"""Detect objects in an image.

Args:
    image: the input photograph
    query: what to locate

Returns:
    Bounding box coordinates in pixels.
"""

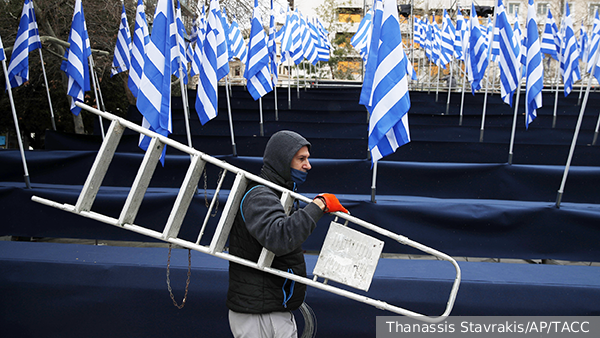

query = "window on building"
[537,3,548,17]
[508,2,520,17]
[338,7,362,23]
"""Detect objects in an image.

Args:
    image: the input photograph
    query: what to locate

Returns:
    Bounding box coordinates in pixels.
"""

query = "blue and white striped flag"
[7,0,42,89]
[454,10,467,60]
[512,13,525,79]
[467,3,489,93]
[313,18,330,62]
[195,0,229,125]
[136,0,175,163]
[190,5,206,78]
[588,10,600,80]
[280,8,303,65]
[524,0,543,128]
[439,9,455,68]
[540,9,560,61]
[361,0,411,164]
[495,0,520,106]
[172,0,189,85]
[579,21,589,63]
[268,0,278,86]
[63,0,91,116]
[228,14,247,61]
[244,0,274,100]
[0,33,6,61]
[128,0,149,98]
[351,9,372,61]
[560,3,580,96]
[300,13,319,65]
[111,4,131,77]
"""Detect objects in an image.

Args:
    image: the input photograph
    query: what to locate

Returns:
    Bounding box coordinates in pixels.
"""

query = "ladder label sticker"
[313,221,384,291]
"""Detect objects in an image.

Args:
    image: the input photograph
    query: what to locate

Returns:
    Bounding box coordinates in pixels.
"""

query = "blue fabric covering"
[1,241,599,338]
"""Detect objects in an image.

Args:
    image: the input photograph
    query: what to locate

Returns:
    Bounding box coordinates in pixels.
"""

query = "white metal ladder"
[32,102,461,323]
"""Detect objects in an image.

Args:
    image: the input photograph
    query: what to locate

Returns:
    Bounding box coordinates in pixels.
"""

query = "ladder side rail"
[119,137,165,225]
[162,155,207,240]
[74,120,125,212]
[208,172,248,254]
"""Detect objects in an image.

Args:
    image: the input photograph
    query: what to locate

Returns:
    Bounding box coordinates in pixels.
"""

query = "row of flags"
[352,0,600,163]
[1,0,332,164]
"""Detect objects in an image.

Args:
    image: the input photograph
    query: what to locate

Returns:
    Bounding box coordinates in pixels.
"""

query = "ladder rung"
[118,137,165,225]
[209,172,247,254]
[75,120,125,212]
[162,154,207,240]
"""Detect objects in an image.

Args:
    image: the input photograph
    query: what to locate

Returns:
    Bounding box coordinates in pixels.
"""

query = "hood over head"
[261,130,311,188]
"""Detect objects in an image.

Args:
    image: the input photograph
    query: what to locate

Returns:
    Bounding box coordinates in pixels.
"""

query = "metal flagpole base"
[479,129,484,143]
[552,115,557,129]
[593,132,598,146]
[555,191,563,209]
[232,144,237,157]
[371,188,376,203]
[459,115,463,126]
[260,123,264,137]
[51,117,57,131]
[508,153,513,165]
[24,175,31,189]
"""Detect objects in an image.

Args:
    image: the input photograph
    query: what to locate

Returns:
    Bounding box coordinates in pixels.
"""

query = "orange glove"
[314,193,349,214]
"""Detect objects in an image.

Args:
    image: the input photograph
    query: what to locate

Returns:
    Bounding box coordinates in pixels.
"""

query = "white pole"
[459,61,466,126]
[552,64,560,128]
[507,82,522,164]
[435,63,441,101]
[480,10,497,143]
[259,97,264,137]
[555,37,600,208]
[370,161,378,203]
[37,49,56,130]
[225,76,237,156]
[87,56,105,139]
[288,58,291,109]
[2,59,31,189]
[446,60,454,114]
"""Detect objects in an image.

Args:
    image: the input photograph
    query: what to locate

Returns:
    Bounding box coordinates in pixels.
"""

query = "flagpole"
[37,49,56,130]
[446,59,454,114]
[479,8,497,143]
[508,82,523,164]
[88,56,105,139]
[274,79,279,121]
[371,161,378,203]
[225,76,237,155]
[171,0,192,150]
[555,40,600,208]
[259,97,264,136]
[2,59,31,189]
[288,58,292,109]
[459,61,466,125]
[552,63,560,128]
[296,64,300,99]
[435,64,441,101]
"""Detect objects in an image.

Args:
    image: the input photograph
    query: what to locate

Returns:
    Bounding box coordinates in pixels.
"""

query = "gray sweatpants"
[228,310,298,338]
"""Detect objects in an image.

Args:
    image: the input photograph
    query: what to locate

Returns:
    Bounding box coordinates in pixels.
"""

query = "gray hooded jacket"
[227,131,324,314]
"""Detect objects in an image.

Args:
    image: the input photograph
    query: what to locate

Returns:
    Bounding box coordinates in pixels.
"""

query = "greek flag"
[513,14,525,78]
[136,0,175,163]
[111,4,131,77]
[244,0,274,100]
[440,9,455,67]
[588,10,600,81]
[560,3,580,96]
[195,0,229,125]
[454,9,467,60]
[300,13,319,65]
[351,9,372,61]
[495,0,520,106]
[579,21,589,63]
[228,15,247,62]
[128,0,149,98]
[190,5,206,78]
[540,9,560,61]
[7,0,41,89]
[467,3,489,93]
[314,18,330,62]
[524,0,543,128]
[361,0,411,164]
[280,8,303,65]
[268,0,278,85]
[0,34,5,61]
[490,17,500,60]
[171,0,188,85]
[63,0,91,116]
